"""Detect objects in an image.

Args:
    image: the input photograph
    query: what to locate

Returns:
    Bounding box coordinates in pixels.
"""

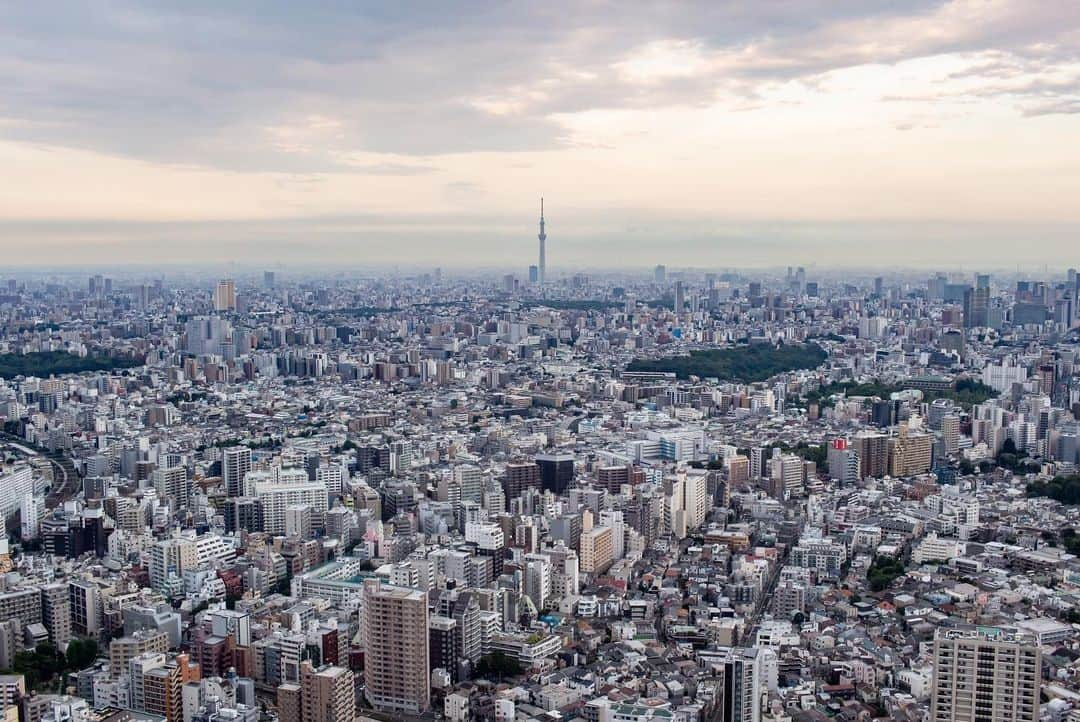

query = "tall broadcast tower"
[537,197,547,285]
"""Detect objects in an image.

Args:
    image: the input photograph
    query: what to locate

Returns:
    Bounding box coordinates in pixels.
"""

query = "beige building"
[0,675,25,713]
[41,583,72,647]
[213,279,236,312]
[136,652,199,722]
[727,456,749,488]
[301,661,355,722]
[277,683,302,722]
[930,626,1040,722]
[579,526,614,575]
[889,425,933,477]
[110,630,169,679]
[362,579,430,714]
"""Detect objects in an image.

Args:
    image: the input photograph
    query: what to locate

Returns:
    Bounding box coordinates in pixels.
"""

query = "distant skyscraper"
[963,284,989,328]
[537,197,546,286]
[263,271,275,288]
[214,279,236,312]
[528,265,539,284]
[674,281,686,315]
[654,264,667,284]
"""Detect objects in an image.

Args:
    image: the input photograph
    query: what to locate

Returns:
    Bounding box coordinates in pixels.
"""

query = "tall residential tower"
[930,626,1040,722]
[362,579,430,714]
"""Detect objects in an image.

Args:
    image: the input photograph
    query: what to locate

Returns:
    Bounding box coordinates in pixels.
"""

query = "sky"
[1,0,1079,270]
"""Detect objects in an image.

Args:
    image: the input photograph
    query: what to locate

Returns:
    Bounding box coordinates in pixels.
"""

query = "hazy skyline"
[2,1,1079,267]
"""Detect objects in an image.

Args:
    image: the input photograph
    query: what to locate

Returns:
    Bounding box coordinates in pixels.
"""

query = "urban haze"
[0,4,1078,722]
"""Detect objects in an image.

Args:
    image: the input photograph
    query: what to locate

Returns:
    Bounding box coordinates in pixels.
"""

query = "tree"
[867,556,906,592]
[65,638,99,671]
[1027,474,1080,505]
[1001,438,1018,455]
[625,343,828,383]
[474,651,524,680]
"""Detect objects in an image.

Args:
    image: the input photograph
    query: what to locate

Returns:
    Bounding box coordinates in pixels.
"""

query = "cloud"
[5,0,1078,171]
[0,0,1079,268]
[1022,98,1080,116]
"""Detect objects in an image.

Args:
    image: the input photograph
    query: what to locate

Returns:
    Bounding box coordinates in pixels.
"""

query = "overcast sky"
[1,1,1078,269]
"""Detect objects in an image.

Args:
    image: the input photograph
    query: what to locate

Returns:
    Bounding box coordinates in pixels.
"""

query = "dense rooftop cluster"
[0,265,1076,722]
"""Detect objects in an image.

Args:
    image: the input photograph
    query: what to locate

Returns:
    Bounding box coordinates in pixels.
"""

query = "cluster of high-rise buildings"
[0,264,1075,722]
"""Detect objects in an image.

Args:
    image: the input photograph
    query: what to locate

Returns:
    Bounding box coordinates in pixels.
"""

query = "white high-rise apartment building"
[20,493,42,541]
[151,466,191,506]
[598,510,625,561]
[316,463,347,495]
[148,537,198,592]
[223,447,252,498]
[253,475,328,535]
[0,466,35,521]
[453,465,484,504]
[523,554,552,612]
[698,647,762,722]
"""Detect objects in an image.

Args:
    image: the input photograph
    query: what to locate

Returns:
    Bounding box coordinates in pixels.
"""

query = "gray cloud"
[11,0,1077,169]
[1022,98,1080,116]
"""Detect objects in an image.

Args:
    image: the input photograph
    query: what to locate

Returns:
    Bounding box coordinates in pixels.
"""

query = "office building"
[963,279,989,328]
[535,453,574,495]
